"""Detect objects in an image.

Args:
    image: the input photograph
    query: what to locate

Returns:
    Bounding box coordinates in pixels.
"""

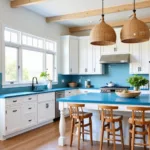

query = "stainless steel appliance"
[100,85,130,93]
[55,91,65,120]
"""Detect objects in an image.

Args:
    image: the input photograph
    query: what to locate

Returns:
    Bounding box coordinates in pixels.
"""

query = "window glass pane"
[49,42,54,50]
[46,54,53,80]
[22,35,27,45]
[5,47,18,82]
[11,32,18,43]
[5,30,11,42]
[27,37,32,46]
[38,40,43,49]
[22,50,43,81]
[33,38,38,47]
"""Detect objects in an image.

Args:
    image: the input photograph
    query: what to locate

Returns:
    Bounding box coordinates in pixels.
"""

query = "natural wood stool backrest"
[98,105,118,122]
[68,104,85,119]
[127,106,150,125]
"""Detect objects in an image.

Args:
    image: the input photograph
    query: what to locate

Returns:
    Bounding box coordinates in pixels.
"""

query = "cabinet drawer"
[38,92,55,102]
[22,113,37,129]
[6,97,23,106]
[65,90,76,97]
[22,102,37,114]
[23,95,37,102]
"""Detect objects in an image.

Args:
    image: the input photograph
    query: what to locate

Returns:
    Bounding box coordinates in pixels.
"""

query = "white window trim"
[2,25,58,88]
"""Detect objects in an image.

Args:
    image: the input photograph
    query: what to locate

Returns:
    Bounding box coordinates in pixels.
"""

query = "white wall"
[0,0,70,73]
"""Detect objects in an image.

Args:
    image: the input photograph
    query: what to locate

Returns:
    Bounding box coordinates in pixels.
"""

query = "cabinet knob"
[114,47,117,52]
[13,100,17,103]
[94,68,95,72]
[28,120,32,122]
[70,68,72,72]
[28,98,32,100]
[13,110,17,112]
[28,107,32,110]
[46,103,49,108]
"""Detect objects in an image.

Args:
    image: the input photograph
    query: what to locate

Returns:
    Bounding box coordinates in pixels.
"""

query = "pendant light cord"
[133,0,136,13]
[102,0,104,18]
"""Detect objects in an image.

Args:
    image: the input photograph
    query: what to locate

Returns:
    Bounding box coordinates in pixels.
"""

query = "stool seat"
[72,112,92,119]
[129,117,150,124]
[104,115,123,122]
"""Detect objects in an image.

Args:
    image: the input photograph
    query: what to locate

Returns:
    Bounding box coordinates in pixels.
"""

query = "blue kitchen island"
[57,92,150,147]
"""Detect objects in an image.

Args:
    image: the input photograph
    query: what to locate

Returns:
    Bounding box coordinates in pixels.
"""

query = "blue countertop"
[57,93,150,106]
[0,87,99,98]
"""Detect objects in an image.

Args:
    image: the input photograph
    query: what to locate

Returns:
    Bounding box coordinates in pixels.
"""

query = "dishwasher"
[55,91,65,120]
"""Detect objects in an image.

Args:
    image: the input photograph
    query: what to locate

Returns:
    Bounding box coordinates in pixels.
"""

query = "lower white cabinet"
[5,106,22,135]
[38,101,55,123]
[1,92,55,140]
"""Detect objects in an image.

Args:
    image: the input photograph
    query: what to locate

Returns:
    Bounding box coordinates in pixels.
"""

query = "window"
[5,47,18,82]
[3,27,57,86]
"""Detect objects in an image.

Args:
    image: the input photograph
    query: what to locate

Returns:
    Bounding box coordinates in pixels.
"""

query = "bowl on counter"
[68,82,78,88]
[115,90,141,98]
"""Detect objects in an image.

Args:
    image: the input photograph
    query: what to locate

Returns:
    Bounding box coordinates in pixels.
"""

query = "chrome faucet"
[32,77,38,91]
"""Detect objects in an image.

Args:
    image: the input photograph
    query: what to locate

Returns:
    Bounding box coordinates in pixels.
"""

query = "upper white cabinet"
[79,36,104,75]
[61,35,79,74]
[101,28,129,55]
[129,41,150,74]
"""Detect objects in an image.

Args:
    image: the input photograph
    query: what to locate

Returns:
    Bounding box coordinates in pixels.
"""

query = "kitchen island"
[57,92,150,146]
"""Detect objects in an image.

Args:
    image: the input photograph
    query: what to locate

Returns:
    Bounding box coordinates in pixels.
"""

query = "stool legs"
[129,124,132,150]
[131,125,135,150]
[142,126,146,150]
[100,121,104,150]
[78,120,81,149]
[89,117,93,145]
[112,122,116,150]
[119,121,124,150]
[82,120,84,141]
[107,123,110,146]
[70,118,75,147]
[148,126,150,150]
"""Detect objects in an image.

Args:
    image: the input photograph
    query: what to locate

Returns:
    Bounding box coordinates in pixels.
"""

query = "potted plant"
[40,71,52,89]
[127,75,149,91]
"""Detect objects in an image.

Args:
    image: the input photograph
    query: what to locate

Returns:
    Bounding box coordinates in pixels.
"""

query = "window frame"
[2,26,58,88]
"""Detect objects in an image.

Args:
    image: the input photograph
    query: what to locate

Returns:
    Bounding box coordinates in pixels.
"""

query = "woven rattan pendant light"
[121,0,149,43]
[90,0,116,46]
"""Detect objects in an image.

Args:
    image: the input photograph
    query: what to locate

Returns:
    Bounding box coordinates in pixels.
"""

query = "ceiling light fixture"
[90,0,116,46]
[121,0,149,43]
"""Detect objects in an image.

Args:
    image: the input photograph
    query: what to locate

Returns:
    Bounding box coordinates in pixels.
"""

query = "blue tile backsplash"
[0,64,149,94]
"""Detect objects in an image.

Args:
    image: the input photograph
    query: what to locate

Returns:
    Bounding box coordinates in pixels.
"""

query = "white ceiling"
[24,0,150,27]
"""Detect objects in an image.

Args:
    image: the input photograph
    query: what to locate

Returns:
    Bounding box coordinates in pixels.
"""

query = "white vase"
[47,80,52,89]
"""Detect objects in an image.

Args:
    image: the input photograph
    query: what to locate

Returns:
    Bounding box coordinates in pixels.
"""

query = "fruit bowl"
[115,90,141,98]
[68,82,78,88]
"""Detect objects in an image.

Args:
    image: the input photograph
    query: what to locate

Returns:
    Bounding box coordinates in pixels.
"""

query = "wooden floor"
[0,118,148,150]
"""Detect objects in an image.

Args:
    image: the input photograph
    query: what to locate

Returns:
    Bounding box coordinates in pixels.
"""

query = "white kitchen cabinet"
[61,35,79,74]
[79,36,104,75]
[5,106,22,135]
[101,28,129,55]
[38,93,55,123]
[129,41,149,74]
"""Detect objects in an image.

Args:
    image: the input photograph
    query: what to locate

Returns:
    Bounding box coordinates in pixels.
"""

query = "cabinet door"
[92,46,103,74]
[69,37,79,74]
[38,101,54,123]
[115,28,129,54]
[101,45,116,55]
[140,42,149,74]
[79,37,88,74]
[129,44,140,74]
[5,106,22,134]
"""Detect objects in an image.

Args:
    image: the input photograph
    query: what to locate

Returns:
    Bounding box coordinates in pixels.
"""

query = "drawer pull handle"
[46,103,49,108]
[13,100,17,103]
[13,110,17,112]
[28,120,32,122]
[28,107,32,110]
[28,98,32,100]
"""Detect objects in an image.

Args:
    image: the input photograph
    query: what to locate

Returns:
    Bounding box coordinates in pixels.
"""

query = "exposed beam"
[46,1,150,23]
[69,17,150,33]
[11,0,45,8]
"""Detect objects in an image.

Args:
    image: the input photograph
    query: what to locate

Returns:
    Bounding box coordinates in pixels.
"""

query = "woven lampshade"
[121,13,149,43]
[90,17,116,46]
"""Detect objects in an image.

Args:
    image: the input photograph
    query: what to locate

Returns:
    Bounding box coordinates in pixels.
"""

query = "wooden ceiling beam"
[69,17,150,33]
[46,1,150,23]
[11,0,45,8]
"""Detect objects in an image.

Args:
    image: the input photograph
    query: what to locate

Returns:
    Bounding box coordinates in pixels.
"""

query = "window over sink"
[3,27,57,87]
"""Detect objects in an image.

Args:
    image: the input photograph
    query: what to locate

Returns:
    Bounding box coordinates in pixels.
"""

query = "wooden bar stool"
[98,105,124,150]
[68,104,93,149]
[127,106,150,150]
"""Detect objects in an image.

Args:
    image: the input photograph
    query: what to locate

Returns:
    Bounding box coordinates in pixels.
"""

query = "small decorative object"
[106,81,115,87]
[116,90,141,98]
[68,82,78,88]
[40,71,52,89]
[127,75,149,91]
